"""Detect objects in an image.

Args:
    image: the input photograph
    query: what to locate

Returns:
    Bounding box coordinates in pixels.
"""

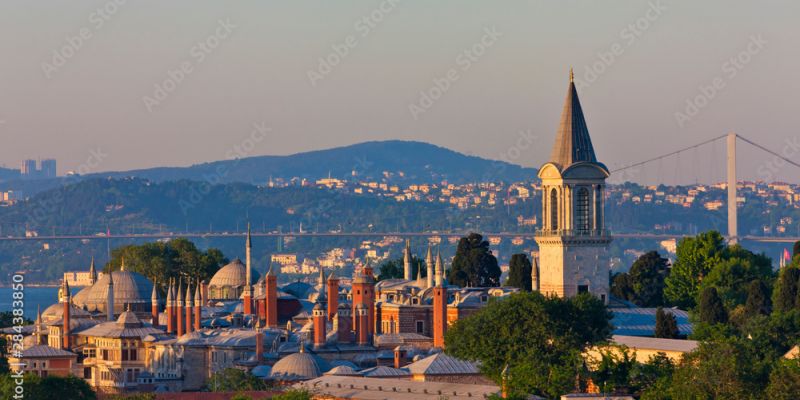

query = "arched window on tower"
[595,186,603,231]
[576,187,590,234]
[550,188,558,231]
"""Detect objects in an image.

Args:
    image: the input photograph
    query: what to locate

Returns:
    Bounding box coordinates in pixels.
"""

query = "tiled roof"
[405,353,480,375]
[77,320,163,339]
[19,345,77,358]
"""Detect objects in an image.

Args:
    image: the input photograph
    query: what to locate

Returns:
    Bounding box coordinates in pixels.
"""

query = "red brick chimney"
[433,285,447,348]
[176,279,184,337]
[313,303,327,349]
[337,304,353,344]
[151,280,159,329]
[255,330,264,363]
[394,346,408,369]
[166,280,175,334]
[356,304,369,346]
[265,268,278,328]
[194,280,202,331]
[327,273,339,322]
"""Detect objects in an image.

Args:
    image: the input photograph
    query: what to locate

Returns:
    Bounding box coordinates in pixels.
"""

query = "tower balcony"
[534,228,611,238]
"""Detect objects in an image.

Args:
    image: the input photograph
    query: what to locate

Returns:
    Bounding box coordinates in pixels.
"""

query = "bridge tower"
[727,132,738,244]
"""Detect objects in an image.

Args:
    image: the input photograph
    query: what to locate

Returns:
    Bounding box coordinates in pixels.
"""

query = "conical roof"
[549,69,598,169]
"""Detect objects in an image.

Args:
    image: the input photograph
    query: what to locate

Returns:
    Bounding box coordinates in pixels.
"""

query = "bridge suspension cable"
[610,134,727,173]
[737,134,800,170]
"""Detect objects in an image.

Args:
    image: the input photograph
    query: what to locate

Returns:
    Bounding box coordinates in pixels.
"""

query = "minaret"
[185,280,193,334]
[243,223,253,315]
[166,279,174,334]
[531,255,540,292]
[432,270,447,349]
[35,305,45,345]
[435,247,443,287]
[151,280,159,328]
[264,264,278,328]
[59,279,71,350]
[106,270,115,321]
[403,239,412,280]
[425,244,434,288]
[88,256,97,285]
[318,268,326,301]
[534,69,611,303]
[194,278,202,331]
[326,271,339,322]
[176,279,184,337]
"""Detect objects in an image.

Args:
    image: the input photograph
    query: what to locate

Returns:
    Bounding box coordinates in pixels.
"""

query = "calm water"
[0,286,61,320]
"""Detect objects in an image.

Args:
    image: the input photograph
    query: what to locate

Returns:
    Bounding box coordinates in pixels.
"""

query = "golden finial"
[569,67,574,83]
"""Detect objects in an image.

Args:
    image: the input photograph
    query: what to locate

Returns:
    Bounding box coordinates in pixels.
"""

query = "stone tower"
[534,69,612,303]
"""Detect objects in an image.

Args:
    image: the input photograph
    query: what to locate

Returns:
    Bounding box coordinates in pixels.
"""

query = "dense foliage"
[376,255,426,281]
[654,307,680,339]
[445,292,612,398]
[448,233,502,287]
[611,251,670,306]
[205,368,269,392]
[106,238,227,289]
[505,253,532,291]
[0,374,95,400]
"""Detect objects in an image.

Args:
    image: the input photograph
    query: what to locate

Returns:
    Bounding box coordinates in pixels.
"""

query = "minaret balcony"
[534,228,611,238]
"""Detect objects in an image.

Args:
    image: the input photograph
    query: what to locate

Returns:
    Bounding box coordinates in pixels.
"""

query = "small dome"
[270,351,331,381]
[42,302,91,322]
[117,309,143,328]
[209,259,260,288]
[324,365,360,376]
[251,365,272,378]
[71,286,92,306]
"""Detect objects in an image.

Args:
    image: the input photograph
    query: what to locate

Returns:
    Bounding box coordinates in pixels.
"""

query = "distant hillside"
[92,141,537,184]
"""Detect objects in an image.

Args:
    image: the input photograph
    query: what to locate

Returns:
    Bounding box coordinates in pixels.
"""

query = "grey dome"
[42,302,90,322]
[270,351,331,381]
[71,286,92,307]
[80,270,154,313]
[209,259,260,288]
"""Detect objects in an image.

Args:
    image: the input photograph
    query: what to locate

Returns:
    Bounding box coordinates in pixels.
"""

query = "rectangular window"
[416,321,424,334]
[83,367,92,379]
[130,349,137,361]
[578,285,589,294]
[122,349,129,361]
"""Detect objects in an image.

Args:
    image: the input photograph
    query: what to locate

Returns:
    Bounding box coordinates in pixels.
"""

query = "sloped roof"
[612,335,698,353]
[406,353,480,375]
[361,366,410,378]
[324,365,361,376]
[18,345,77,359]
[296,376,500,400]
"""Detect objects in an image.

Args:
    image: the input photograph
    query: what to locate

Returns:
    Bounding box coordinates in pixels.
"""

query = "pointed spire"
[569,67,574,83]
[176,278,183,305]
[549,68,598,169]
[89,256,97,283]
[186,280,193,304]
[327,269,335,281]
[120,256,126,272]
[152,279,159,302]
[266,261,274,276]
[435,246,443,287]
[194,278,201,306]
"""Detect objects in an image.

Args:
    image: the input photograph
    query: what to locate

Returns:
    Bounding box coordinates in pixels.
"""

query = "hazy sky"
[0,1,798,184]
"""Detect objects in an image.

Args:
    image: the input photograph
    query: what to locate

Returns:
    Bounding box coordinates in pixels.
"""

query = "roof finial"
[569,67,574,83]
[120,256,126,272]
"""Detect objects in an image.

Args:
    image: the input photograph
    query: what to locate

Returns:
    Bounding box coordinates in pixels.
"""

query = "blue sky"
[0,0,798,183]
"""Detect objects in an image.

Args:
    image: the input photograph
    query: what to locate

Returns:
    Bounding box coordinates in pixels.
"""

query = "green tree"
[206,368,268,392]
[635,354,675,400]
[698,287,727,324]
[793,241,800,260]
[505,253,532,291]
[592,346,636,394]
[765,358,800,400]
[229,393,252,400]
[744,279,771,316]
[106,238,227,289]
[654,307,680,339]
[444,292,612,398]
[664,231,726,309]
[0,374,96,400]
[773,266,800,313]
[376,256,426,281]
[611,272,635,302]
[271,389,313,400]
[698,245,773,311]
[448,233,501,287]
[628,251,670,306]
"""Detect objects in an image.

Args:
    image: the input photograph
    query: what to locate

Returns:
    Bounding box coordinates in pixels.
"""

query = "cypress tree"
[505,253,532,291]
[793,241,800,260]
[698,287,727,324]
[654,307,680,338]
[744,279,771,316]
[773,267,800,313]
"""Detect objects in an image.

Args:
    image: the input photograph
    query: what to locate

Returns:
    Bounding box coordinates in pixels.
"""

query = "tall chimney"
[336,303,353,344]
[106,270,115,322]
[433,283,447,348]
[255,330,264,363]
[185,280,193,334]
[312,303,327,349]
[356,304,369,346]
[166,279,174,334]
[176,279,184,337]
[265,266,278,328]
[60,280,71,349]
[327,272,339,322]
[194,279,202,331]
[243,223,253,315]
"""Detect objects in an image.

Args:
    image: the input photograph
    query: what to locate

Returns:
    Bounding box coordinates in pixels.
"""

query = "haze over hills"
[90,140,537,185]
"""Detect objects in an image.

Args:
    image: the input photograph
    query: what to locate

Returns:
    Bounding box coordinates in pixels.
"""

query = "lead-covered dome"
[269,351,331,381]
[79,270,154,314]
[208,259,260,300]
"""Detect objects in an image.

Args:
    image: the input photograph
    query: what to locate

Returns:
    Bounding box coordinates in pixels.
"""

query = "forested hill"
[90,140,537,185]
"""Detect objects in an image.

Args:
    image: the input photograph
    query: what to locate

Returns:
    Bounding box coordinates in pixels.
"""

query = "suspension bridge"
[1,133,799,244]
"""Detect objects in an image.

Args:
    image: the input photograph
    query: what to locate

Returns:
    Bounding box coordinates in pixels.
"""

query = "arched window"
[595,186,603,230]
[550,188,558,231]
[576,188,590,233]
